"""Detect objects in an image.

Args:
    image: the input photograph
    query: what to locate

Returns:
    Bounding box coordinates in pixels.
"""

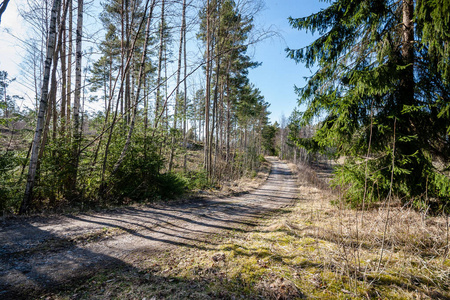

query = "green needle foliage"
[287,0,450,211]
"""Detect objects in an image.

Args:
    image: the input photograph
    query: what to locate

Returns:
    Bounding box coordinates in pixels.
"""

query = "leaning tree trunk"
[0,0,11,24]
[20,0,63,214]
[111,0,156,174]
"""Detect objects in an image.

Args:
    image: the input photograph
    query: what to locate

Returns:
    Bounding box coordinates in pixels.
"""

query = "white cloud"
[0,0,34,108]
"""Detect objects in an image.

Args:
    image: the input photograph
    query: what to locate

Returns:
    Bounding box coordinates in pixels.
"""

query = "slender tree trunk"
[2,72,7,118]
[217,80,224,178]
[99,0,154,193]
[396,0,415,167]
[210,57,219,179]
[168,0,186,171]
[120,0,125,118]
[38,2,68,159]
[66,0,72,127]
[211,17,221,178]
[70,0,83,193]
[401,0,414,103]
[51,7,62,141]
[60,5,67,136]
[144,70,149,134]
[38,89,53,162]
[182,0,187,172]
[125,0,131,125]
[20,0,63,214]
[198,96,202,143]
[0,0,11,25]
[154,0,165,127]
[112,0,155,174]
[226,83,231,163]
[163,42,169,160]
[204,0,211,177]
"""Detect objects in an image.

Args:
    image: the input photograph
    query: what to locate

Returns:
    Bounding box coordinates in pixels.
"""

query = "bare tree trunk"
[204,0,211,178]
[98,0,154,193]
[52,7,62,141]
[1,72,8,118]
[60,3,67,136]
[38,89,53,162]
[70,0,83,193]
[120,0,125,118]
[0,0,10,24]
[112,0,156,174]
[226,83,231,163]
[38,3,67,159]
[20,0,63,214]
[168,0,186,171]
[163,42,169,160]
[154,0,165,127]
[224,55,232,165]
[66,0,72,127]
[402,0,414,103]
[125,0,129,125]
[210,58,219,179]
[182,0,187,172]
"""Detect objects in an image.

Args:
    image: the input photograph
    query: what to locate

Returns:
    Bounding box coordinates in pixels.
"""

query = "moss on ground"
[40,163,449,300]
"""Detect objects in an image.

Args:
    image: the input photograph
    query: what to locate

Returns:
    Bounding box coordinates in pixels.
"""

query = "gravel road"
[0,157,298,299]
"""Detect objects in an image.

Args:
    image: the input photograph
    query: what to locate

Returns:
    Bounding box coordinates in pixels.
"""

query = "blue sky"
[0,0,328,121]
[248,0,327,124]
[0,1,28,103]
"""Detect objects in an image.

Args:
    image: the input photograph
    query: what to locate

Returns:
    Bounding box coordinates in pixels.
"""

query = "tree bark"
[112,0,156,174]
[401,0,414,104]
[168,0,186,171]
[0,0,10,24]
[60,2,67,136]
[154,0,165,127]
[204,0,211,178]
[20,0,63,214]
[70,0,83,193]
[182,0,188,172]
[66,0,72,127]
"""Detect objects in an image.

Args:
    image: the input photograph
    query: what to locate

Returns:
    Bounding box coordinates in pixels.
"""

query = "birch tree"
[20,0,63,214]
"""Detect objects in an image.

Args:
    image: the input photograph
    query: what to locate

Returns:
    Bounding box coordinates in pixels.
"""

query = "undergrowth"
[42,161,449,299]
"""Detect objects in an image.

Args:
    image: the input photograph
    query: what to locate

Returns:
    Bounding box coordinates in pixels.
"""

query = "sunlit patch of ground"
[44,160,449,300]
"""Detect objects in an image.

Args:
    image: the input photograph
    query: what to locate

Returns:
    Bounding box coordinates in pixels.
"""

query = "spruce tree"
[287,0,450,210]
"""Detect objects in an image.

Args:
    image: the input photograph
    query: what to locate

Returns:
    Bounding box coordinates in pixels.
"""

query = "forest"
[0,0,450,298]
[0,0,275,214]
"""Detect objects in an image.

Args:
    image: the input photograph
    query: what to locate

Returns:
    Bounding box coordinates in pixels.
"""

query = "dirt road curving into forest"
[0,157,298,299]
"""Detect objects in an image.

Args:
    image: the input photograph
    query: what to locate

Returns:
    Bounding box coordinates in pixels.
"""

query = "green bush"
[184,170,209,190]
[257,154,266,163]
[157,172,188,199]
[0,151,23,212]
[108,136,188,204]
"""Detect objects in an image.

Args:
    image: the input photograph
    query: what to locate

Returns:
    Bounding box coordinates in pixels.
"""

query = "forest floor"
[0,157,298,299]
[1,157,449,299]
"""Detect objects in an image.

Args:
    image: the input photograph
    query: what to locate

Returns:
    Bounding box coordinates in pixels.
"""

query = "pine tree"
[287,0,450,210]
[198,0,261,180]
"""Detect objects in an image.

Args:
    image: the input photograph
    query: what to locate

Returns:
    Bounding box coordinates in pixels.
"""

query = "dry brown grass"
[276,161,450,299]
[172,149,271,197]
[43,159,450,299]
[198,159,271,199]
